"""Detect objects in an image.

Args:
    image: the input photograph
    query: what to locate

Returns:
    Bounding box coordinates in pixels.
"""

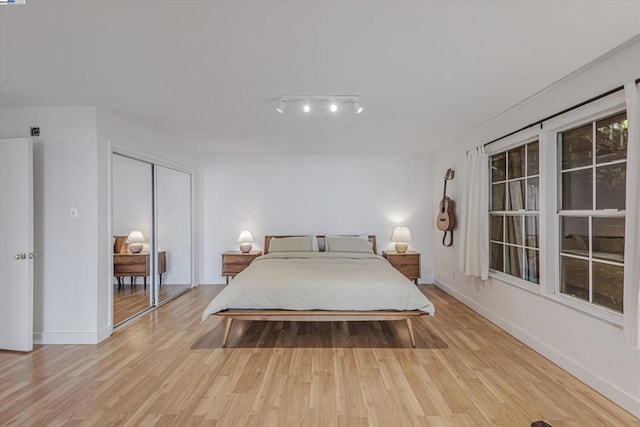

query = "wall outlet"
[70,208,78,219]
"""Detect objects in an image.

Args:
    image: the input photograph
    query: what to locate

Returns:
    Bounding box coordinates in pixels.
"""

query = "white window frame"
[548,102,627,325]
[486,89,630,325]
[487,128,541,294]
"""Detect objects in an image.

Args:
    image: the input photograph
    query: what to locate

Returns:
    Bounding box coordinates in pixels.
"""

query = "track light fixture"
[352,100,364,114]
[276,99,287,114]
[275,95,363,115]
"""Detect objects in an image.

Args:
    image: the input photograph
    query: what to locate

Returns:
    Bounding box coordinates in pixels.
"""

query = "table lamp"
[126,230,145,253]
[238,230,254,253]
[391,226,411,253]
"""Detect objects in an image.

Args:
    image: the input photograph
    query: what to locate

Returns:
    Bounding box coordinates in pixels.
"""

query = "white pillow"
[325,234,372,251]
[269,235,314,252]
[325,236,373,253]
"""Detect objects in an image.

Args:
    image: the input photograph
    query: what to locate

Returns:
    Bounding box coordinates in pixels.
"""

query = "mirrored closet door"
[112,153,193,327]
[112,154,154,325]
[156,166,192,304]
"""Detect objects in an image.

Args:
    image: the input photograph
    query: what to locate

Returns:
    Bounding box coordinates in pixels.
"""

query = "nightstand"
[382,250,420,284]
[222,251,261,284]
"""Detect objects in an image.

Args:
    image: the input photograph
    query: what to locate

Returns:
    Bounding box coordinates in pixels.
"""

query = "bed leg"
[222,318,233,348]
[405,318,416,348]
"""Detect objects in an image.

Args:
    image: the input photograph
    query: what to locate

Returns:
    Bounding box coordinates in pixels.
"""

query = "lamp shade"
[238,230,254,253]
[126,230,145,253]
[237,230,255,243]
[126,230,145,244]
[391,226,412,242]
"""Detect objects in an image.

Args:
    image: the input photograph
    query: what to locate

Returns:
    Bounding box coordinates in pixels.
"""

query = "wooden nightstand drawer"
[394,264,420,278]
[386,254,419,265]
[382,250,421,284]
[222,251,261,283]
[222,263,249,275]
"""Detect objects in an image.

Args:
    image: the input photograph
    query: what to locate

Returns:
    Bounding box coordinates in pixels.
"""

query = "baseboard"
[199,277,226,285]
[33,330,101,345]
[97,326,112,343]
[417,276,434,285]
[433,277,640,419]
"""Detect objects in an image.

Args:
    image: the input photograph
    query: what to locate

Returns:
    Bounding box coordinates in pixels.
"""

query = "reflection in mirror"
[156,166,192,303]
[112,154,153,325]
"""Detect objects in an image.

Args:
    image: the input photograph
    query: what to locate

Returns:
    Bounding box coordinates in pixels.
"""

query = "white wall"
[431,40,640,416]
[0,106,101,344]
[199,153,434,284]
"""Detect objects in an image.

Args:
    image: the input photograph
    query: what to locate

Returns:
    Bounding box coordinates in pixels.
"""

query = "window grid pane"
[558,111,626,313]
[490,141,539,285]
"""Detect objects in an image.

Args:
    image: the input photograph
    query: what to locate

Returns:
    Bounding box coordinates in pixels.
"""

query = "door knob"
[14,252,26,260]
[28,252,37,259]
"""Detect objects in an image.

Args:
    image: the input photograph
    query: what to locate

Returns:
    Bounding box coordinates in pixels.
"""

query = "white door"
[0,138,34,352]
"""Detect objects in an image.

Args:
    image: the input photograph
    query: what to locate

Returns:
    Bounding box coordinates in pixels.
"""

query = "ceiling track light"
[274,95,363,115]
[352,99,364,114]
[276,99,287,114]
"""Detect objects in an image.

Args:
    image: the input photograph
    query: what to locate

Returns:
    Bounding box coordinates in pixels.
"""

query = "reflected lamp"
[126,230,145,253]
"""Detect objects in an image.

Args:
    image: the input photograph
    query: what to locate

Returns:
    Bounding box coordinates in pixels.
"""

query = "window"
[489,141,540,284]
[558,112,627,313]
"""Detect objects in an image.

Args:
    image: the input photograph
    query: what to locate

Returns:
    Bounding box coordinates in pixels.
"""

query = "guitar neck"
[442,179,448,200]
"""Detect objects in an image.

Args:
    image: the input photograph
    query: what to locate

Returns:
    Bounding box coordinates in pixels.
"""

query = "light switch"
[70,208,78,219]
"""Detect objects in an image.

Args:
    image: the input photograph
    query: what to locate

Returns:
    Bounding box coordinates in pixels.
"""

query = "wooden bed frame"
[216,234,427,348]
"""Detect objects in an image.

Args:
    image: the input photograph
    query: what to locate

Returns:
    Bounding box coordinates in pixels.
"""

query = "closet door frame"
[108,142,195,330]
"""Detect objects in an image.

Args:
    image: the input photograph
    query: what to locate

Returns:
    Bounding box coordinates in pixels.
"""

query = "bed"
[202,235,435,347]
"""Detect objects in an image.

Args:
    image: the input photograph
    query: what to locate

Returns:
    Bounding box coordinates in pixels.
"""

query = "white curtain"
[623,82,640,349]
[458,146,489,280]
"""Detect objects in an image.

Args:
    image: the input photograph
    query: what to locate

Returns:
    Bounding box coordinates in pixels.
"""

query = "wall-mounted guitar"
[436,168,456,247]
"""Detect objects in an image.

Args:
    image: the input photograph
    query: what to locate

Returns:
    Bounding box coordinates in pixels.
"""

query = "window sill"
[489,270,540,295]
[543,293,623,326]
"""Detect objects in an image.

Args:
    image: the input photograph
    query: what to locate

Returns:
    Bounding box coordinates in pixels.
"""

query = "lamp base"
[239,242,252,253]
[395,243,408,253]
[128,243,143,253]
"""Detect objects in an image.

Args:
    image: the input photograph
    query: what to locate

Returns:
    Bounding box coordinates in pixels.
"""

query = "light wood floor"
[1,285,637,426]
[113,283,191,325]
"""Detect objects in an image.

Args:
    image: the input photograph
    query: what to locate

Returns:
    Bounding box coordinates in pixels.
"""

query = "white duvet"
[201,252,435,321]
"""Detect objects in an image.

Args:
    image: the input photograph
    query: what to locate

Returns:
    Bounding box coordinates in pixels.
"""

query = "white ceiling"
[1,1,639,154]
